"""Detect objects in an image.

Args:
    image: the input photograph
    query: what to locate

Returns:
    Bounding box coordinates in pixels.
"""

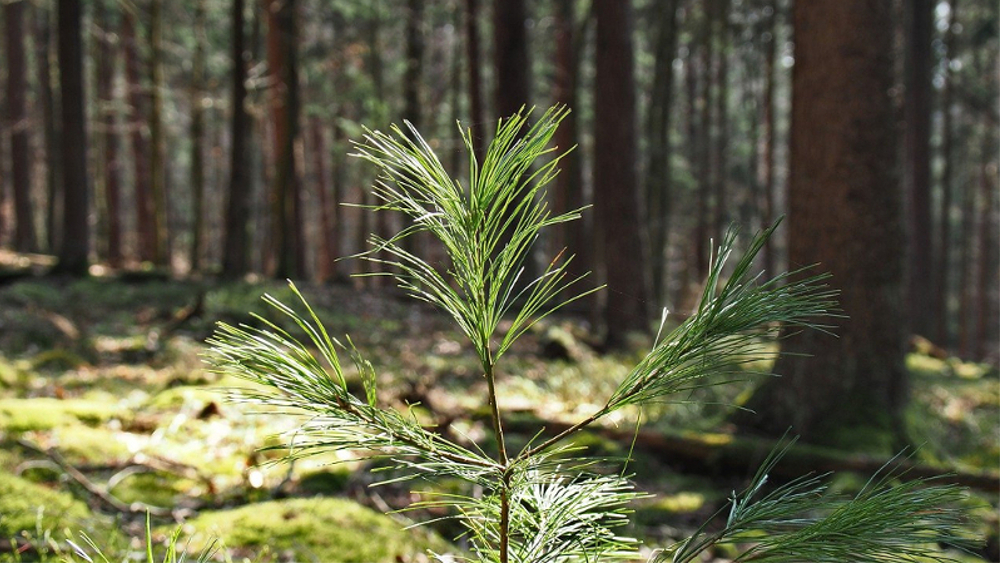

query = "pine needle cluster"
[208,107,973,563]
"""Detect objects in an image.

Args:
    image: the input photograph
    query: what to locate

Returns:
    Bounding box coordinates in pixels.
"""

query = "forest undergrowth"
[0,273,996,562]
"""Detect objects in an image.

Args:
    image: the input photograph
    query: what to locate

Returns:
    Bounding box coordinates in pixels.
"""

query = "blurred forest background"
[0,0,996,358]
[0,0,999,559]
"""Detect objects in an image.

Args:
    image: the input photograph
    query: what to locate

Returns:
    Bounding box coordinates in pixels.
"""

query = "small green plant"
[208,107,971,562]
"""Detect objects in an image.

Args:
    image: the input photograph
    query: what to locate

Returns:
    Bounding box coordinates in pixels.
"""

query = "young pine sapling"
[209,107,971,563]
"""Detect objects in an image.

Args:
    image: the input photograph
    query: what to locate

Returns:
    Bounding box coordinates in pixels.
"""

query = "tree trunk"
[122,10,155,263]
[310,116,335,282]
[95,0,122,267]
[34,2,61,253]
[222,0,251,278]
[934,0,958,346]
[552,0,588,289]
[149,0,169,266]
[594,0,647,347]
[760,0,777,278]
[54,0,89,275]
[5,0,37,252]
[493,0,530,119]
[404,0,424,129]
[264,0,303,279]
[464,0,484,161]
[973,135,996,360]
[646,0,679,306]
[694,3,712,279]
[711,0,729,246]
[739,0,907,447]
[904,0,934,338]
[190,0,207,273]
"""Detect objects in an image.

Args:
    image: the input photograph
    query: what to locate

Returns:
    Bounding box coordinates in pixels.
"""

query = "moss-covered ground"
[0,277,995,562]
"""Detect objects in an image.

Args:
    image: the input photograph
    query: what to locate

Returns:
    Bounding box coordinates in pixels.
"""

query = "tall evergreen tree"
[222,0,251,278]
[54,0,89,275]
[5,0,37,252]
[594,0,648,346]
[740,0,907,445]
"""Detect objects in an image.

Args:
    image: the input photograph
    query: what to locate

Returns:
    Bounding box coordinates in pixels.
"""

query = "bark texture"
[741,0,907,445]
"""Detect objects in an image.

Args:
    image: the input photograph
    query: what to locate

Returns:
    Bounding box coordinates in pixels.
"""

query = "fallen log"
[500,415,1000,493]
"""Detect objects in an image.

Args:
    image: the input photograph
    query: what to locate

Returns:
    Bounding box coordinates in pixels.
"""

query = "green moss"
[0,398,119,432]
[49,425,131,464]
[181,497,453,562]
[111,471,190,507]
[906,353,948,378]
[297,468,351,495]
[634,492,707,526]
[0,472,93,536]
[31,349,89,373]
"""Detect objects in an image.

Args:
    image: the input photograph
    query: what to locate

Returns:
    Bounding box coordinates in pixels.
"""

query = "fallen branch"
[16,439,176,518]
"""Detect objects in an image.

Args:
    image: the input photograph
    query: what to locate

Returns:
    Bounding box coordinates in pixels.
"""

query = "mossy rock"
[49,424,132,465]
[0,472,93,536]
[181,497,453,562]
[31,349,89,373]
[0,398,119,432]
[634,492,708,526]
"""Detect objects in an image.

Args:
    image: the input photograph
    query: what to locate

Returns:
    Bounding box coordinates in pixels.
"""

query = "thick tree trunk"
[222,0,250,278]
[740,0,907,446]
[96,1,122,267]
[149,0,169,266]
[493,0,530,119]
[594,0,647,347]
[190,0,207,273]
[973,137,996,360]
[5,0,37,252]
[122,10,155,263]
[904,0,934,338]
[54,0,89,275]
[646,0,679,306]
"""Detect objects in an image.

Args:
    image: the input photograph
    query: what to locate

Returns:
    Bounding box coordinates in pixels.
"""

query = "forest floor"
[0,274,996,562]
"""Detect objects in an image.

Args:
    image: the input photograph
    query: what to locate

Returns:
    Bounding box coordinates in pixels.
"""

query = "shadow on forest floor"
[0,275,996,562]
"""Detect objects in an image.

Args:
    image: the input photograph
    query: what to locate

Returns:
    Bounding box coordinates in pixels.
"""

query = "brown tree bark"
[122,9,155,263]
[149,0,169,266]
[904,0,934,338]
[404,0,424,129]
[759,0,777,278]
[694,2,713,279]
[189,0,207,273]
[5,0,37,252]
[263,0,304,279]
[95,0,122,267]
[711,0,730,246]
[740,0,907,446]
[594,0,647,347]
[464,0,485,161]
[973,136,996,360]
[34,2,61,253]
[222,0,251,278]
[310,116,335,283]
[552,0,588,286]
[646,0,680,306]
[493,0,530,119]
[53,0,89,275]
